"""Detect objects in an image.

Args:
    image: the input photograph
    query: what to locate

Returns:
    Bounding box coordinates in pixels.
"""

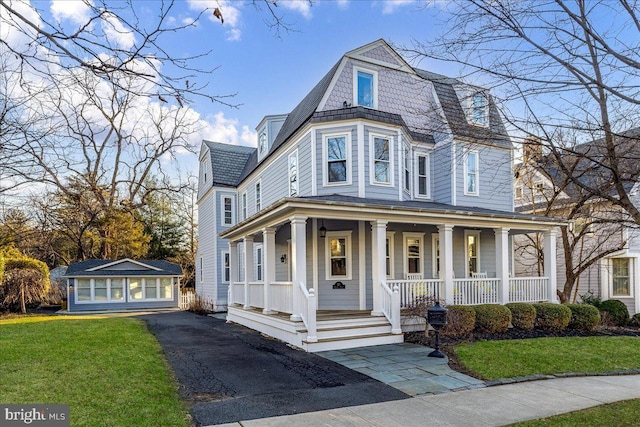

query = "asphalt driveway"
[141,311,407,426]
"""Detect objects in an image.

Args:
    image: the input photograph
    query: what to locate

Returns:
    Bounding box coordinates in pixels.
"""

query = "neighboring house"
[514,131,640,315]
[196,39,564,351]
[64,259,182,312]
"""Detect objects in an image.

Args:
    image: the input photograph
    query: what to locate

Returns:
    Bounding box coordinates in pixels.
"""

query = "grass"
[511,398,640,426]
[0,315,189,427]
[454,336,640,380]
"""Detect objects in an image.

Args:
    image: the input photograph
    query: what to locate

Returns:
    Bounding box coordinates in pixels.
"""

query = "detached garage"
[65,259,183,312]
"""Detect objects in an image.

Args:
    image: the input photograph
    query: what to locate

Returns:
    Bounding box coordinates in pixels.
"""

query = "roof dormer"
[256,114,288,162]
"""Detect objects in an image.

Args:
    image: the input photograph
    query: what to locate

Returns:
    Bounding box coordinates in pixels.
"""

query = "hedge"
[474,304,511,333]
[599,300,630,326]
[441,305,476,337]
[506,303,536,330]
[532,303,571,331]
[566,304,601,331]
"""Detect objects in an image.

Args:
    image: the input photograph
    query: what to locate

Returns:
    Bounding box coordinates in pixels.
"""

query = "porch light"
[319,219,327,238]
[280,254,287,263]
[427,302,448,358]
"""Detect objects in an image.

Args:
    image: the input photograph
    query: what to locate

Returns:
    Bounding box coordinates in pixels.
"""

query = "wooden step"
[302,332,404,352]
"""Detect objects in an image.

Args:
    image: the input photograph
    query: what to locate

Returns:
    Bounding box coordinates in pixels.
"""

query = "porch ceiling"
[220,195,567,241]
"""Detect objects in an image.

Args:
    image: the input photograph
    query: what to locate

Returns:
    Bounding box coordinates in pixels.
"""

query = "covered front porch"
[221,197,563,352]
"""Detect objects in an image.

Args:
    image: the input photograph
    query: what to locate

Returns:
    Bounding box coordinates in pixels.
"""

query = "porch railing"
[380,280,401,334]
[270,281,293,314]
[509,277,549,303]
[232,282,244,305]
[389,279,444,308]
[298,281,317,342]
[248,282,264,308]
[453,278,500,305]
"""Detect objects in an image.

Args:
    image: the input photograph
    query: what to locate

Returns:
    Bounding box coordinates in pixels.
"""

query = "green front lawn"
[0,315,189,427]
[511,398,640,426]
[454,336,640,380]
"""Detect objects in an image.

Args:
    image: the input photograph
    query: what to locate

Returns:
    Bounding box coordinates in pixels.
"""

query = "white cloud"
[186,0,240,27]
[195,112,257,147]
[381,0,416,14]
[281,0,312,18]
[50,0,92,26]
[182,17,197,26]
[336,0,349,10]
[101,11,136,50]
[226,28,241,42]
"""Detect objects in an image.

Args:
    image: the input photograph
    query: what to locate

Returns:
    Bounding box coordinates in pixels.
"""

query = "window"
[288,150,298,196]
[129,278,142,300]
[160,278,172,299]
[199,257,203,282]
[416,154,430,198]
[535,182,544,193]
[255,181,261,212]
[242,192,247,220]
[386,232,395,279]
[403,145,411,193]
[465,231,480,276]
[222,196,233,226]
[432,234,440,279]
[465,150,479,195]
[471,92,488,126]
[258,130,267,156]
[136,277,173,300]
[354,68,377,108]
[371,136,391,184]
[256,246,263,281]
[201,160,207,183]
[515,186,523,199]
[75,278,125,303]
[325,231,352,280]
[612,258,631,296]
[145,277,157,299]
[324,134,351,185]
[222,252,230,283]
[403,233,424,276]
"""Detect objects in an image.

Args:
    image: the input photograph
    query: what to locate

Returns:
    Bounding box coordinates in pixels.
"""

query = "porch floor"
[229,306,374,322]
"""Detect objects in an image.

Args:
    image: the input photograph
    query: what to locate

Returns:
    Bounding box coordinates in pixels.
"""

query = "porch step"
[302,332,404,352]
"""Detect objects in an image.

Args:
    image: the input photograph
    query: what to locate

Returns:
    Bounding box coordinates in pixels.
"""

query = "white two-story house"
[196,40,564,351]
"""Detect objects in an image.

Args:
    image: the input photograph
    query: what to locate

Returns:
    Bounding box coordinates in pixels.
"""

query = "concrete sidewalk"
[211,374,640,426]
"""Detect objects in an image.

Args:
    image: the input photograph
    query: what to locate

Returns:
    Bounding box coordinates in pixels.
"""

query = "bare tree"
[406,0,640,225]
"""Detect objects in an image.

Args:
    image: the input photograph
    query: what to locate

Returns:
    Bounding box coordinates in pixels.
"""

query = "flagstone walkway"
[317,343,485,396]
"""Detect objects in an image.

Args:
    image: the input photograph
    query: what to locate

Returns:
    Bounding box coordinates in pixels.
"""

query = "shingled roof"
[65,259,183,277]
[204,140,256,187]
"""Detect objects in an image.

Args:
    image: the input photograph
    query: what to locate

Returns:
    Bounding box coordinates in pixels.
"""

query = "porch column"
[543,229,558,303]
[229,241,238,306]
[262,227,276,314]
[243,236,254,309]
[290,215,307,321]
[371,220,388,316]
[438,224,454,305]
[494,227,510,304]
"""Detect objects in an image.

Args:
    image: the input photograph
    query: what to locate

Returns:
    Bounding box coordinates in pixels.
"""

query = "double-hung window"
[354,68,377,108]
[416,154,430,198]
[371,135,392,185]
[611,258,631,296]
[403,233,424,276]
[242,192,247,220]
[465,231,480,276]
[386,232,395,279]
[326,231,352,280]
[255,181,261,212]
[76,278,125,303]
[256,246,263,281]
[258,130,267,157]
[222,252,230,283]
[288,150,298,196]
[471,93,488,126]
[465,150,479,196]
[403,145,411,193]
[324,134,350,185]
[222,196,233,226]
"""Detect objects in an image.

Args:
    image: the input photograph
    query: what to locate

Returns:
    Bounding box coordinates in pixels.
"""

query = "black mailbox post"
[427,302,448,358]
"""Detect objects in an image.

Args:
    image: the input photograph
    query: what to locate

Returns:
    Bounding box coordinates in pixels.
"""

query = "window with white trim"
[354,68,377,108]
[432,234,440,279]
[403,233,424,276]
[464,150,479,196]
[371,136,392,185]
[403,145,411,193]
[515,186,523,199]
[465,231,480,276]
[324,134,351,185]
[325,231,352,280]
[535,182,544,193]
[416,154,430,198]
[129,278,142,300]
[255,181,262,212]
[288,150,298,196]
[222,196,234,226]
[611,258,632,297]
[242,192,247,220]
[76,278,125,303]
[258,130,267,157]
[222,252,230,283]
[256,246,263,281]
[471,92,488,126]
[386,232,395,279]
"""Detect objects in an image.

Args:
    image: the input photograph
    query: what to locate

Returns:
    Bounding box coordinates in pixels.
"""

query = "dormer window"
[258,131,267,157]
[471,92,488,126]
[353,67,378,109]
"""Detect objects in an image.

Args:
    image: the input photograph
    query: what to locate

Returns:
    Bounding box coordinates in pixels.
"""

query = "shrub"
[599,299,630,326]
[631,313,640,327]
[579,291,602,308]
[532,303,571,331]
[566,304,601,331]
[506,303,536,330]
[474,304,511,333]
[441,305,476,337]
[188,294,214,315]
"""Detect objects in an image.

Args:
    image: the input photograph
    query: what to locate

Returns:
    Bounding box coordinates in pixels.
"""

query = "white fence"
[179,290,216,310]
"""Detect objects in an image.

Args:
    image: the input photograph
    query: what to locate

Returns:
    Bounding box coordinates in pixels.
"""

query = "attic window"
[535,182,544,193]
[258,131,267,156]
[471,93,488,126]
[353,67,378,109]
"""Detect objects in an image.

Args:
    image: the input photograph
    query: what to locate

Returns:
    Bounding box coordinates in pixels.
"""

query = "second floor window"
[416,154,429,197]
[288,151,298,196]
[223,196,234,225]
[326,135,349,184]
[403,145,411,193]
[242,192,247,220]
[373,136,391,184]
[465,150,479,195]
[255,181,261,211]
[472,93,488,126]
